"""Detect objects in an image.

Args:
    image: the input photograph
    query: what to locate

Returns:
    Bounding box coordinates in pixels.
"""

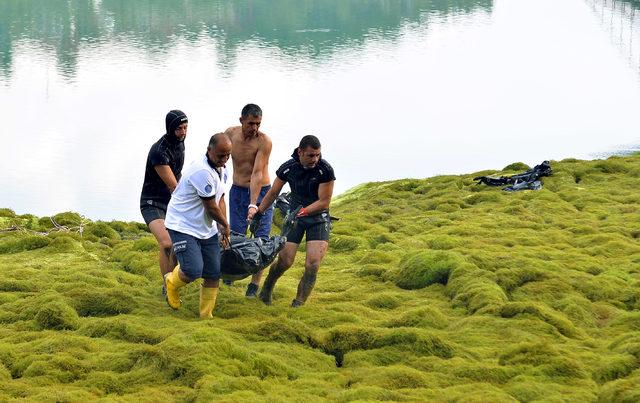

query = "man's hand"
[248,210,264,236]
[220,234,230,249]
[296,207,309,218]
[218,223,231,249]
[247,204,259,221]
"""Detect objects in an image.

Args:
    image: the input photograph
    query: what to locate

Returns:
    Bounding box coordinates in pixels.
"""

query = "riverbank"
[1,154,639,401]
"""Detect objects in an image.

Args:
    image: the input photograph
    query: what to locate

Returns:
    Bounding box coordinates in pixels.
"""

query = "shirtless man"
[224,104,273,297]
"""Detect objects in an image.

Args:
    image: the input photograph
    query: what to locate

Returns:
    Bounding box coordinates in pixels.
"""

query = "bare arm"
[154,165,178,193]
[302,181,334,215]
[249,137,272,206]
[202,197,229,231]
[253,177,286,217]
[218,196,228,232]
[218,195,227,218]
[216,196,230,247]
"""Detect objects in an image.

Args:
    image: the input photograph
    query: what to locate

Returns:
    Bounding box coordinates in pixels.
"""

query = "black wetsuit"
[140,134,185,211]
[276,149,336,207]
[275,149,336,243]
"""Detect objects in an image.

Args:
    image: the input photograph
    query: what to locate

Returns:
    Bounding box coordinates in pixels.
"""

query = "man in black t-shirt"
[249,135,336,307]
[140,110,188,292]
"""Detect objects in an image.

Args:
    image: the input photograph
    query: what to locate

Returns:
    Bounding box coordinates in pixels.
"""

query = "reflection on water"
[587,0,640,75]
[0,0,492,80]
[2,0,640,222]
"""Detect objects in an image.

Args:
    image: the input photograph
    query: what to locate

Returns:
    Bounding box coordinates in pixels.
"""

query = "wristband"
[248,204,259,211]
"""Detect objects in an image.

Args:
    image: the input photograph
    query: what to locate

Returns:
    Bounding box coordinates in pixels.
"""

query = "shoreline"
[4,151,640,224]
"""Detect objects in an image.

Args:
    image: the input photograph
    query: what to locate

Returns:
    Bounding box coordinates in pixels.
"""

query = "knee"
[305,260,320,273]
[278,257,294,270]
[276,250,295,269]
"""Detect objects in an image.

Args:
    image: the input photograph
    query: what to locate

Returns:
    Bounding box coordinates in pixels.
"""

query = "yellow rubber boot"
[199,286,219,319]
[165,265,187,309]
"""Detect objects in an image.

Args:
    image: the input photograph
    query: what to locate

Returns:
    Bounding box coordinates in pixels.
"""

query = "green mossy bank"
[1,155,640,401]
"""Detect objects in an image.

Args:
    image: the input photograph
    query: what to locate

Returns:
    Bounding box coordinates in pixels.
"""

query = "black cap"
[165,110,188,135]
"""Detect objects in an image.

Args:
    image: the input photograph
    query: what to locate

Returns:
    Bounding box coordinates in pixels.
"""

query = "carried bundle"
[220,233,286,281]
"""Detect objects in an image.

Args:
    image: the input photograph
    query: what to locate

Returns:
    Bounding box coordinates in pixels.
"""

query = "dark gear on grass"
[220,233,286,281]
[474,161,552,191]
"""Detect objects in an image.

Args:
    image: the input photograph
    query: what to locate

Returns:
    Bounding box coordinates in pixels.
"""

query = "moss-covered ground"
[1,155,640,401]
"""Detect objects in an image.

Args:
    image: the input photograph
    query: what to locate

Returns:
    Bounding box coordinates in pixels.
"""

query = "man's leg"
[247,187,274,296]
[226,185,248,286]
[258,242,298,305]
[148,219,177,277]
[200,235,221,319]
[165,230,201,309]
[292,240,328,307]
[200,278,220,319]
[247,271,262,295]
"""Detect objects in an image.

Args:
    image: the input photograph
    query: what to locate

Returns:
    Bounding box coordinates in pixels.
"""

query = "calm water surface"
[1,0,640,221]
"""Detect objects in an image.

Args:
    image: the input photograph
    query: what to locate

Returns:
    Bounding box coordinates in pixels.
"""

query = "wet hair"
[241,103,262,118]
[299,135,321,150]
[208,132,230,149]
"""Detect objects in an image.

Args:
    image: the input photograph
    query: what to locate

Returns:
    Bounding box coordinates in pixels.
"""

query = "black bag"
[474,161,552,191]
[220,233,286,281]
[274,192,292,216]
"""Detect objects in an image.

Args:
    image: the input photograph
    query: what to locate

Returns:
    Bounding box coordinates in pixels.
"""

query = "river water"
[1,0,640,221]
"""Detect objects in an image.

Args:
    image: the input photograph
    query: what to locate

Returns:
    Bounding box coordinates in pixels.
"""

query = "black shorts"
[141,203,166,225]
[285,219,331,244]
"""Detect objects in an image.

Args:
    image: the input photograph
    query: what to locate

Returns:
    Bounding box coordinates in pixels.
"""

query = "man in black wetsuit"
[249,135,336,307]
[140,110,188,293]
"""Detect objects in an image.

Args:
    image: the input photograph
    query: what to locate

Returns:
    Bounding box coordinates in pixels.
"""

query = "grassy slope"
[1,155,639,402]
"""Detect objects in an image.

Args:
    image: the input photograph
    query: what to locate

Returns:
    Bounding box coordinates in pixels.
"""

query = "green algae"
[394,250,462,289]
[0,234,50,254]
[1,154,640,400]
[34,300,80,330]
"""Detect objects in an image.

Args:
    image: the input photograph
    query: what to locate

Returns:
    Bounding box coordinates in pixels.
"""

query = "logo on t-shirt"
[205,184,212,193]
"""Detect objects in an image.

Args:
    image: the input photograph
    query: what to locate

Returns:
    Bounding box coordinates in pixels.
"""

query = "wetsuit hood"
[165,110,188,143]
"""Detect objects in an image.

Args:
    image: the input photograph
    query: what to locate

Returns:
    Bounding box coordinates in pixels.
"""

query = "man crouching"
[164,133,232,319]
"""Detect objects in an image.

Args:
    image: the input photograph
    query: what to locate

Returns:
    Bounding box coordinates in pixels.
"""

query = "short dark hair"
[299,135,321,150]
[241,103,262,118]
[209,132,229,149]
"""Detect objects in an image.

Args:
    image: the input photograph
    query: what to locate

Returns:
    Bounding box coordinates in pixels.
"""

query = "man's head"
[166,110,188,141]
[239,103,262,138]
[207,133,232,167]
[297,135,322,169]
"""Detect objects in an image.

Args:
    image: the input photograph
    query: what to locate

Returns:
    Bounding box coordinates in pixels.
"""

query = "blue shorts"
[168,229,221,280]
[229,184,273,238]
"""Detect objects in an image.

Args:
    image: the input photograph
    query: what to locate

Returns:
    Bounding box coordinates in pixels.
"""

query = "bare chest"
[231,140,259,166]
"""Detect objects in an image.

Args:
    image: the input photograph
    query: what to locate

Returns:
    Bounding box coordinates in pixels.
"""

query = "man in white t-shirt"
[164,133,232,319]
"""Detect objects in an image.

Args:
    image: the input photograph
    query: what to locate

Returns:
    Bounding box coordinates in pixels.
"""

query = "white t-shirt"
[165,154,228,239]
